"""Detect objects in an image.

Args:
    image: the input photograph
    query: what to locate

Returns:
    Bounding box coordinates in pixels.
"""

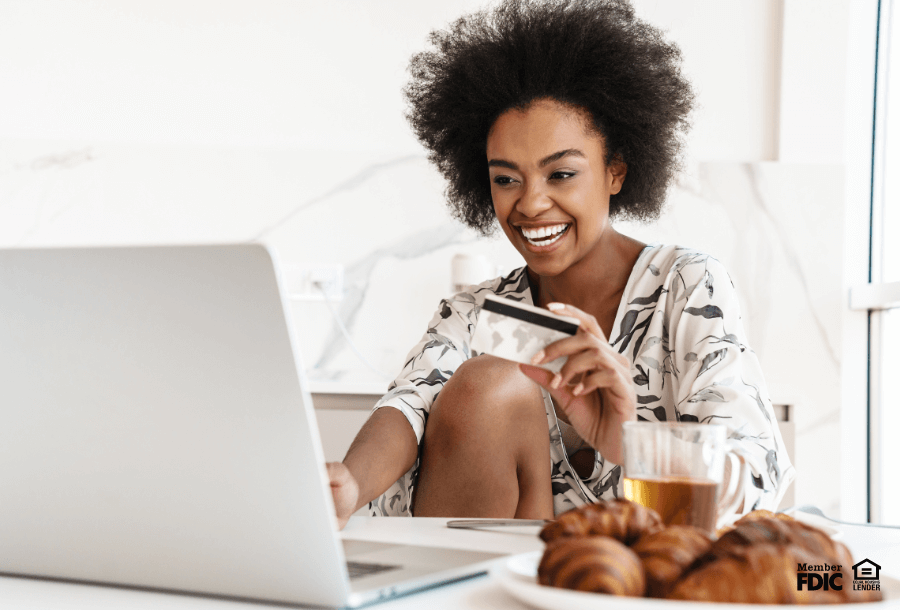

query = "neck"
[528,228,645,324]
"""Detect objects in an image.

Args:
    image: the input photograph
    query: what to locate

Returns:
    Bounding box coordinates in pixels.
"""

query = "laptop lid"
[0,244,352,606]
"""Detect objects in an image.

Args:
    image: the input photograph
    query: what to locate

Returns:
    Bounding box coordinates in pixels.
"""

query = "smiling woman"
[487,101,631,291]
[325,0,794,526]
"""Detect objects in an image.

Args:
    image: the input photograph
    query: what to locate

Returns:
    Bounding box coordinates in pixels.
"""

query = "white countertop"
[308,381,387,396]
[1,516,898,609]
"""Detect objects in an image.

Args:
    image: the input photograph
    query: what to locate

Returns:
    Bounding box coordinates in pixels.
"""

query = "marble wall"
[0,140,844,513]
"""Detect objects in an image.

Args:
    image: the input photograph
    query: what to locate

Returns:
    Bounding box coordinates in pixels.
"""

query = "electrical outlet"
[282,263,344,301]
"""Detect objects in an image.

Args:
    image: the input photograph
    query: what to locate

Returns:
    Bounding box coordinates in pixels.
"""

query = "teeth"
[526,231,565,247]
[522,223,567,240]
[522,224,569,247]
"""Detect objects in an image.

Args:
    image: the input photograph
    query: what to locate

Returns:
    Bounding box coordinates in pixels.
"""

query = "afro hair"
[405,0,694,235]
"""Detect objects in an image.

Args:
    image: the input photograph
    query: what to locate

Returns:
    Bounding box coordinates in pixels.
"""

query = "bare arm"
[326,286,494,527]
[327,407,418,528]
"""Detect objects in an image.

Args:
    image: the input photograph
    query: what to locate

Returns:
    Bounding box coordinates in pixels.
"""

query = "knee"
[427,355,544,442]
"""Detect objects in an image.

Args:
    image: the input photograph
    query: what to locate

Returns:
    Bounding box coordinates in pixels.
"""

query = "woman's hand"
[518,302,636,465]
[326,462,360,530]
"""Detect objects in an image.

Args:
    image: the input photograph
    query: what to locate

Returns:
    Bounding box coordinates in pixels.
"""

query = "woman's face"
[486,99,626,277]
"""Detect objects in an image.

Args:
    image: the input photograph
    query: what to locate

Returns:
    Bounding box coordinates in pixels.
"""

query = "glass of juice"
[622,422,750,533]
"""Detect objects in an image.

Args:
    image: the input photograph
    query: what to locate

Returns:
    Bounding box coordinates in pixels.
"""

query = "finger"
[530,332,598,366]
[519,362,555,390]
[326,462,351,487]
[560,339,631,381]
[547,302,606,340]
[522,358,590,395]
[572,368,622,397]
[520,363,581,419]
[556,348,613,389]
[539,329,627,370]
[540,337,627,388]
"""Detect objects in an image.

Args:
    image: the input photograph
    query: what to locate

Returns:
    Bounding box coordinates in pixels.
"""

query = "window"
[856,0,900,524]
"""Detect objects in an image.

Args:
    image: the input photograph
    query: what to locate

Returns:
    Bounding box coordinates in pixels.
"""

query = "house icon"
[853,559,881,580]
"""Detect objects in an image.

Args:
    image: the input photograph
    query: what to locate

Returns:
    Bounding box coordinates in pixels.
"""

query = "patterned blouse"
[369,244,795,517]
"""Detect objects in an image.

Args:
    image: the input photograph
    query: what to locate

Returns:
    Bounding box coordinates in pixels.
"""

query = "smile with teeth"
[520,223,570,246]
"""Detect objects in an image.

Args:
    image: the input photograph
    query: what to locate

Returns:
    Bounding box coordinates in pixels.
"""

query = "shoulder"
[452,266,532,307]
[629,244,735,294]
[620,244,741,324]
[428,266,531,334]
[636,244,730,277]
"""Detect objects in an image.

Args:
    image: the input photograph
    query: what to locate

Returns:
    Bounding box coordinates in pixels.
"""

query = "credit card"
[470,294,580,373]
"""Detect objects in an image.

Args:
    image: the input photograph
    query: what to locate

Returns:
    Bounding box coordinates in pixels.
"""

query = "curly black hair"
[405,0,694,235]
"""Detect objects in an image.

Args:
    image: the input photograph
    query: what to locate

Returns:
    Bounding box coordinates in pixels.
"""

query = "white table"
[1,516,898,609]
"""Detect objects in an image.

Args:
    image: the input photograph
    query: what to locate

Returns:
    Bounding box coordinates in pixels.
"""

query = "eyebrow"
[487,148,586,170]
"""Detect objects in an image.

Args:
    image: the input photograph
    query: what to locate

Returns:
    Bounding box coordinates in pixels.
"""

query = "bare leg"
[411,355,554,519]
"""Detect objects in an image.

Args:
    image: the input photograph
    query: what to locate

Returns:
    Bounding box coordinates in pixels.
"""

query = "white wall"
[632,0,783,162]
[0,0,487,152]
[779,0,850,163]
[0,0,785,158]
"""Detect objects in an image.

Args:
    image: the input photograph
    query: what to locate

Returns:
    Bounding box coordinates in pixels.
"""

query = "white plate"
[492,551,900,609]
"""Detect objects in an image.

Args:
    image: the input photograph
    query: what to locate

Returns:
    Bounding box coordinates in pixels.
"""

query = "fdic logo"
[796,563,844,591]
[795,559,881,593]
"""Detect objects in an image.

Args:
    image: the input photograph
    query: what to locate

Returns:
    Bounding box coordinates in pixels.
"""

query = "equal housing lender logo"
[796,558,882,592]
[852,559,882,592]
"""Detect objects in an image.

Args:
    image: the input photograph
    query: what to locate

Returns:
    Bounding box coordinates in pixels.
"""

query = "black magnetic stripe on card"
[482,298,579,335]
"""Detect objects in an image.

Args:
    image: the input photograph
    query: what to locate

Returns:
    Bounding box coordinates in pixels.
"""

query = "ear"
[607,155,627,195]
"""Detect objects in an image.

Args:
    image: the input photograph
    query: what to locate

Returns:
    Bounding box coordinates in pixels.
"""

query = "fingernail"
[572,383,585,396]
[550,374,562,390]
[531,350,545,365]
[547,302,565,311]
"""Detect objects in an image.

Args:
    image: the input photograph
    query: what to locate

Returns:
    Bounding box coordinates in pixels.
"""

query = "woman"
[327,0,794,527]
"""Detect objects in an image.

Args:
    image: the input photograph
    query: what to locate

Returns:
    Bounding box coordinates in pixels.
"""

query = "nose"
[516,180,554,217]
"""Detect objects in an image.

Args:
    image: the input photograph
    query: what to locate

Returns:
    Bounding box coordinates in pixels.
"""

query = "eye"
[492,175,517,186]
[550,170,576,181]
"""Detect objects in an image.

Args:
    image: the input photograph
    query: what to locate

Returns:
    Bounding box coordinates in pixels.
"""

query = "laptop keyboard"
[346,560,402,580]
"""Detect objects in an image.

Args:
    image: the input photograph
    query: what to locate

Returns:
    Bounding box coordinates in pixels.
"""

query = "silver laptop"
[0,244,504,607]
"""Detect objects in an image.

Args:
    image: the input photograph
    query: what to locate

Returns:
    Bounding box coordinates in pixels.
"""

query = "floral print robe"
[369,244,795,517]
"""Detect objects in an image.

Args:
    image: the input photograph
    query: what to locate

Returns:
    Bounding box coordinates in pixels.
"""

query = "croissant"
[713,517,843,561]
[735,509,794,524]
[716,508,796,537]
[539,499,664,545]
[631,525,714,598]
[538,536,646,596]
[668,517,883,604]
[669,541,812,603]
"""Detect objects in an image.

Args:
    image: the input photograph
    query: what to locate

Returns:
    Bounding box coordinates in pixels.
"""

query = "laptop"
[0,244,505,607]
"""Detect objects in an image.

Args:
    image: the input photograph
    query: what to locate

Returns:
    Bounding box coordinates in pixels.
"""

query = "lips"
[519,223,571,247]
